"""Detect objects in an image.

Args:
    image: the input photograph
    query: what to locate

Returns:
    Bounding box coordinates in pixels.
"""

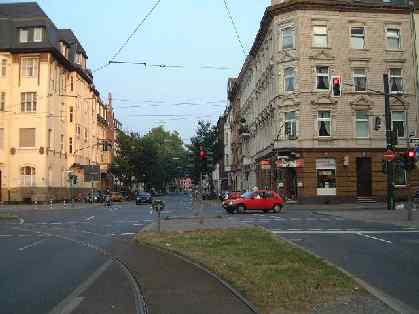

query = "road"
[1,194,419,313]
[0,194,194,314]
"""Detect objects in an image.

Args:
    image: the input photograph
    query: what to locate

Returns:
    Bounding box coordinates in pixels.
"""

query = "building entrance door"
[285,168,297,201]
[356,158,372,196]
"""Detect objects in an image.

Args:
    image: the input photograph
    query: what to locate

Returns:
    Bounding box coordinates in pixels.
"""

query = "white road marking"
[133,224,143,226]
[19,218,25,225]
[290,218,301,221]
[50,223,62,225]
[18,239,47,251]
[0,234,13,238]
[85,216,95,222]
[272,230,419,234]
[358,233,392,244]
[120,233,136,236]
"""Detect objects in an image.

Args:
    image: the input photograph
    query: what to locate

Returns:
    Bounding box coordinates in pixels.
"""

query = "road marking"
[357,233,392,244]
[19,218,25,225]
[85,216,95,222]
[0,234,13,238]
[48,259,113,314]
[18,238,47,251]
[290,218,301,221]
[50,222,62,225]
[120,233,136,236]
[133,224,143,226]
[272,230,419,234]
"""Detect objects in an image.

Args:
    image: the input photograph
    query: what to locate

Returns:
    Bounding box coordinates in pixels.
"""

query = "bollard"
[63,200,67,208]
[34,200,38,210]
[49,199,53,209]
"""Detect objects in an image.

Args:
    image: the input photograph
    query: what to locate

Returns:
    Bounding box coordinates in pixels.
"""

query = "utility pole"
[384,73,396,210]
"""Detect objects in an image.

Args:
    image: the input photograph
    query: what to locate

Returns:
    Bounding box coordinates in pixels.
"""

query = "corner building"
[228,0,419,203]
[0,3,119,202]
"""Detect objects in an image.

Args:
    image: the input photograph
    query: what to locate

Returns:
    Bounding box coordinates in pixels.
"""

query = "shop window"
[20,166,35,186]
[316,159,336,196]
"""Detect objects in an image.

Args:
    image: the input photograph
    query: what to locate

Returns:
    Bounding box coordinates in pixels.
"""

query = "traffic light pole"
[384,73,395,210]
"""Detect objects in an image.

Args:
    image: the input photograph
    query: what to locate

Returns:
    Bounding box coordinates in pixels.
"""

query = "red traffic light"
[408,150,416,158]
[199,145,207,159]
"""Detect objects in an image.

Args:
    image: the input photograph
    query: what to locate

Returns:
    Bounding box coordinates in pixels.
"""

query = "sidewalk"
[0,202,104,212]
[315,208,419,228]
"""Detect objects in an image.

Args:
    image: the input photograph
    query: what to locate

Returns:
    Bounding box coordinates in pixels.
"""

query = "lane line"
[120,233,136,236]
[272,230,419,234]
[0,234,13,238]
[85,216,95,222]
[18,238,48,252]
[358,233,392,244]
[48,259,113,314]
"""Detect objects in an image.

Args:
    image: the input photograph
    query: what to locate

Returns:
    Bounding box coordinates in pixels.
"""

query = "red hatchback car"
[223,190,285,214]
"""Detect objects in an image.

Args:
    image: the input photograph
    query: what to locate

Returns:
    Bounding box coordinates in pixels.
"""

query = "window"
[76,125,81,137]
[70,76,74,91]
[48,129,52,148]
[284,67,296,92]
[351,27,365,49]
[353,68,367,92]
[22,57,39,78]
[69,137,73,154]
[0,128,4,149]
[69,106,74,123]
[21,92,37,112]
[391,111,406,138]
[282,27,295,49]
[0,92,5,111]
[60,134,64,152]
[20,166,36,186]
[1,59,6,77]
[318,111,331,137]
[33,27,43,42]
[316,159,336,196]
[19,29,29,43]
[356,111,369,138]
[19,128,35,147]
[386,28,400,49]
[316,66,329,90]
[84,129,88,142]
[389,68,403,93]
[285,111,297,138]
[312,26,328,48]
[394,164,407,186]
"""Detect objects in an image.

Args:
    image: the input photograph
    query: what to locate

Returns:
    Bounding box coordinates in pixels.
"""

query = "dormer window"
[60,42,69,59]
[19,29,29,43]
[34,27,43,42]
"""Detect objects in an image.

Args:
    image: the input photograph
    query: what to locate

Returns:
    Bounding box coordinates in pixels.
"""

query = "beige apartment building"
[228,0,419,203]
[0,3,119,202]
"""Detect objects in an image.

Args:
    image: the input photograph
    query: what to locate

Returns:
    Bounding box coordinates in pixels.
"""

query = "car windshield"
[241,192,254,199]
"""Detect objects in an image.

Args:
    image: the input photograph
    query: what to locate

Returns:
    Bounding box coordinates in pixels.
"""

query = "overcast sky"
[4,0,270,141]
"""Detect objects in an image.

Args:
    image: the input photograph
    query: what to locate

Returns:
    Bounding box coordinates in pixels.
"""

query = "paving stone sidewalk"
[316,208,419,228]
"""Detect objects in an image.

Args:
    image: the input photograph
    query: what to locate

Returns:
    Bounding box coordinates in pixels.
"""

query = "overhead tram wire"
[93,0,163,73]
[222,0,247,57]
[107,60,232,70]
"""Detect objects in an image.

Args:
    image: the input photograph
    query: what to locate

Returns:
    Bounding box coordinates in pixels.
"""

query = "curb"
[267,227,419,314]
[135,240,261,314]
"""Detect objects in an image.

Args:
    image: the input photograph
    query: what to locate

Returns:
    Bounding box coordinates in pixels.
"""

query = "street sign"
[383,150,396,161]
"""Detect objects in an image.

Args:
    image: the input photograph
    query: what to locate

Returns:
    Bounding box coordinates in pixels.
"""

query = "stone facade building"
[0,3,119,202]
[228,0,419,203]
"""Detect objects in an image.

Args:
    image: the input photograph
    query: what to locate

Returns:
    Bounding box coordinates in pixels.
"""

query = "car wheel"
[273,204,282,213]
[237,205,246,214]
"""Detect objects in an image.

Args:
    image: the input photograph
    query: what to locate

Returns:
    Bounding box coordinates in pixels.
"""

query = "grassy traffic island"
[0,213,19,220]
[137,227,370,314]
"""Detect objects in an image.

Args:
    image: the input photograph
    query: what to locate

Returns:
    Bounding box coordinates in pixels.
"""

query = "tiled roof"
[0,2,47,19]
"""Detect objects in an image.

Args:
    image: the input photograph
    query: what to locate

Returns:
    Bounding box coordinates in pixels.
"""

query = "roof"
[58,29,87,57]
[0,2,47,19]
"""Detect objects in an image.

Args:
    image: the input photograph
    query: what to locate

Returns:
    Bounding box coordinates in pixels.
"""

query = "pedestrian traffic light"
[331,76,342,97]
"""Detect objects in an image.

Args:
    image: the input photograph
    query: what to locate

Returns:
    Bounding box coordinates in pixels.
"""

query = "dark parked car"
[136,192,153,205]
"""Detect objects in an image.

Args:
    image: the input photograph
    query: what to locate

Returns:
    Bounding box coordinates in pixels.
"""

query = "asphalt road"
[2,194,419,314]
[0,193,195,314]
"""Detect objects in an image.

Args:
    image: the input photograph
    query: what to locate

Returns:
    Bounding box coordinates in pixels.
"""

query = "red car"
[222,191,242,207]
[223,190,285,214]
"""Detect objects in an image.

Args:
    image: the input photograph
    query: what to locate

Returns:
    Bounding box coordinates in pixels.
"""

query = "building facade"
[0,3,119,202]
[228,0,419,203]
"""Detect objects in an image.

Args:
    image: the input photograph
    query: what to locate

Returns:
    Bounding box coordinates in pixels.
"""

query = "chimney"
[108,92,112,110]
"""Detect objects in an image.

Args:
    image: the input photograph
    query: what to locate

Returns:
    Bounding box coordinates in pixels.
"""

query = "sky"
[3,0,271,141]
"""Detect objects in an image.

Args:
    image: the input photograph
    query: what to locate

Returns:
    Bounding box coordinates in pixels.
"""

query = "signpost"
[152,199,165,232]
[383,150,396,161]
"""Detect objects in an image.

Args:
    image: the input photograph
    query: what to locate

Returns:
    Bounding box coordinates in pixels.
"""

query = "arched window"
[20,166,35,186]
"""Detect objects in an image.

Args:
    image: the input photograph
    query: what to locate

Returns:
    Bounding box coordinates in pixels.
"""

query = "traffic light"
[331,76,342,97]
[400,150,416,171]
[199,145,207,160]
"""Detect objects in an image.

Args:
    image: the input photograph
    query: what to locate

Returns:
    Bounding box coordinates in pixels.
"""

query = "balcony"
[97,114,108,127]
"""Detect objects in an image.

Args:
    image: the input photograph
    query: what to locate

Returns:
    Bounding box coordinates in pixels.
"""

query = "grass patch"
[137,228,360,314]
[0,213,18,220]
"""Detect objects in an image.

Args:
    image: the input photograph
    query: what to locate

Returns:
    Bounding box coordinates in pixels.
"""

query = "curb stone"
[135,240,261,314]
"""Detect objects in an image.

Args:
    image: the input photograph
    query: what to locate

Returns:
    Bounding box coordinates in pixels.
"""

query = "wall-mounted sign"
[276,159,304,168]
[260,160,271,170]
